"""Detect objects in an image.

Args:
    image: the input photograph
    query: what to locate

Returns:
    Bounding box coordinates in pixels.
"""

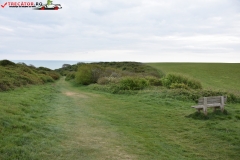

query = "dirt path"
[54,78,136,160]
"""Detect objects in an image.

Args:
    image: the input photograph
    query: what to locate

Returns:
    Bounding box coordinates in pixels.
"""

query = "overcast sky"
[0,0,240,62]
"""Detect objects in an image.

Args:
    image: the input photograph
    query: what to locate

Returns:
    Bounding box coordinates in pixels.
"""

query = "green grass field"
[0,63,240,159]
[148,63,240,94]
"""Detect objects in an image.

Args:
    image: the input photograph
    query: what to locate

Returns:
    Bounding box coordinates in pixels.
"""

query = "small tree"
[75,65,93,85]
[62,64,71,68]
[75,64,104,85]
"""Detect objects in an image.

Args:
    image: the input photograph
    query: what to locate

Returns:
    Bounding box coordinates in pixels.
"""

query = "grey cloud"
[0,0,239,62]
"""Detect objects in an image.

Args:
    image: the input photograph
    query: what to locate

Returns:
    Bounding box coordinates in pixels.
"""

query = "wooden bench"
[191,96,227,115]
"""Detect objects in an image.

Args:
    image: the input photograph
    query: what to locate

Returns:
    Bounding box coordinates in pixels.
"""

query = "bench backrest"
[198,96,227,105]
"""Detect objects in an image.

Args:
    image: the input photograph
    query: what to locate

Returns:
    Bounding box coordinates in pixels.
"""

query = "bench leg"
[204,110,208,116]
[197,109,201,113]
[220,96,224,112]
[221,105,224,112]
[203,107,207,115]
[203,97,207,116]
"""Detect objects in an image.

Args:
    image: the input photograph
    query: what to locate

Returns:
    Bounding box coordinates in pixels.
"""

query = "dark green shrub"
[75,64,104,85]
[119,77,149,90]
[19,75,36,84]
[162,73,202,89]
[38,70,47,74]
[39,75,54,83]
[97,76,120,85]
[170,83,189,89]
[145,76,162,86]
[38,67,51,71]
[0,60,16,66]
[0,83,10,91]
[75,65,93,85]
[21,66,35,74]
[91,65,105,82]
[47,72,60,80]
[65,72,75,81]
[97,77,109,85]
[100,67,122,78]
[58,61,163,78]
[0,60,59,92]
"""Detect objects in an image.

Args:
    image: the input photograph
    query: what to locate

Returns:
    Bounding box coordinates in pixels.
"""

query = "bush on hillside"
[97,77,120,85]
[0,60,60,92]
[38,67,52,71]
[47,71,60,80]
[145,76,162,86]
[162,73,202,89]
[65,72,75,81]
[92,62,163,77]
[55,64,79,76]
[75,64,104,85]
[39,75,54,83]
[56,62,164,78]
[0,60,16,66]
[119,77,149,90]
[170,83,189,89]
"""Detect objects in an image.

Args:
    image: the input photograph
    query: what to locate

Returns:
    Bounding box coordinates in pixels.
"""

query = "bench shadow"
[185,109,231,120]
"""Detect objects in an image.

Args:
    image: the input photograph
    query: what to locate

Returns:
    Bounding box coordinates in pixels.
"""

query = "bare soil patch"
[64,91,89,98]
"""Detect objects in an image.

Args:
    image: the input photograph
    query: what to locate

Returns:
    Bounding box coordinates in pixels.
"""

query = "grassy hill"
[147,63,240,94]
[0,60,60,91]
[56,61,163,77]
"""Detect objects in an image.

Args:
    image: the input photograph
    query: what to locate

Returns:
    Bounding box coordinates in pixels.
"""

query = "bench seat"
[191,103,222,108]
[191,96,226,115]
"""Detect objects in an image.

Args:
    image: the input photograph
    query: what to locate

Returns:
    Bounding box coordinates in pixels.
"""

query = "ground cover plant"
[0,60,60,91]
[72,62,240,103]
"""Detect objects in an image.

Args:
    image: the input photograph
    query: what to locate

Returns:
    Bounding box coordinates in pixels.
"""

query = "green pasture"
[148,63,240,94]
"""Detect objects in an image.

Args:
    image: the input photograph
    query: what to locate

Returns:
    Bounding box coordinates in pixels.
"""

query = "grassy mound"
[64,62,240,104]
[0,60,60,91]
[56,62,164,78]
[72,63,164,92]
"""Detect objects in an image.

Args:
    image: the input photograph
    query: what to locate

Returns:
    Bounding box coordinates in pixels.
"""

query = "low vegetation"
[162,73,202,89]
[56,61,163,79]
[64,62,240,103]
[0,60,60,91]
[1,61,240,159]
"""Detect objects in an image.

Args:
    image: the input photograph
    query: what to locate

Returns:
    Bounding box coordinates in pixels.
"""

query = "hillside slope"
[0,60,60,91]
[148,63,240,94]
